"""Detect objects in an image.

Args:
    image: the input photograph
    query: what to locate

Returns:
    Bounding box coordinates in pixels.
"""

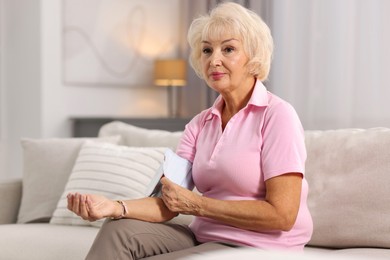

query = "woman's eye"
[202,48,212,54]
[224,47,235,53]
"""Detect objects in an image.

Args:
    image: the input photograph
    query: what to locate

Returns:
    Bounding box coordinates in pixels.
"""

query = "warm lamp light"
[154,59,187,86]
[154,59,187,117]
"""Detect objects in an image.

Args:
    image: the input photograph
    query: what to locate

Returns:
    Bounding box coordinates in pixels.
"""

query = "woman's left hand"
[160,177,202,215]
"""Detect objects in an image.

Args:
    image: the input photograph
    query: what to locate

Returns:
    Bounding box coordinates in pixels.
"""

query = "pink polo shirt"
[176,80,313,250]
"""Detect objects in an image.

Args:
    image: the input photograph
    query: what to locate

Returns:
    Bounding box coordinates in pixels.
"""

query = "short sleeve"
[176,110,210,162]
[261,101,307,180]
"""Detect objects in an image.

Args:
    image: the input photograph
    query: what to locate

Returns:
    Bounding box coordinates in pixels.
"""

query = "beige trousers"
[86,219,239,260]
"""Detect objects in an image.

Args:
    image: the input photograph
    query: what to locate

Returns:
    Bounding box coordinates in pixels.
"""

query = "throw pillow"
[18,136,120,224]
[50,141,166,227]
[98,121,183,150]
[305,127,390,248]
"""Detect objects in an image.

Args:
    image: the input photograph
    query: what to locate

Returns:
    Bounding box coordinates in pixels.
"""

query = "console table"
[71,117,191,137]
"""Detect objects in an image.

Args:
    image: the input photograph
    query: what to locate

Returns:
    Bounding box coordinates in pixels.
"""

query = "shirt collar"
[206,80,269,121]
[247,80,269,107]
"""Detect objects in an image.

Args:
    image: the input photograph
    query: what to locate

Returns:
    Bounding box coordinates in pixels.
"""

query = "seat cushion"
[305,246,390,259]
[171,246,387,260]
[0,224,99,260]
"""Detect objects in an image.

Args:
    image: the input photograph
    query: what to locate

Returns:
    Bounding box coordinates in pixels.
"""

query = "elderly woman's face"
[200,32,250,92]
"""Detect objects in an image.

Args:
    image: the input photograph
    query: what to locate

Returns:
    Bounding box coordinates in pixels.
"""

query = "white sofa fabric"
[0,223,99,260]
[305,128,390,249]
[0,122,389,260]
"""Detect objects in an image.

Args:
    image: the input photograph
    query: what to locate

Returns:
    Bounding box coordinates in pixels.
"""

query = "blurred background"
[1,0,389,179]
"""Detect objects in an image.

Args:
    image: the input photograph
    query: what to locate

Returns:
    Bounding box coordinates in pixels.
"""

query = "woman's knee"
[88,219,197,260]
[95,219,150,246]
[87,219,148,260]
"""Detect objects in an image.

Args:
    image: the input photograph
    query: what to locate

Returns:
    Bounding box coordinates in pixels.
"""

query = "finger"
[161,187,175,209]
[162,195,176,212]
[72,193,81,215]
[79,194,89,220]
[161,185,170,200]
[160,177,171,186]
[85,196,98,221]
[161,177,181,191]
[67,193,74,211]
[161,193,169,208]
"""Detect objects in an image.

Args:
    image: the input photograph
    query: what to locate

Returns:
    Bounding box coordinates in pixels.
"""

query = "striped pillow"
[50,141,166,227]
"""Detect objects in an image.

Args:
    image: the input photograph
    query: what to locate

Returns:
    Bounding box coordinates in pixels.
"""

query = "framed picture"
[62,0,182,87]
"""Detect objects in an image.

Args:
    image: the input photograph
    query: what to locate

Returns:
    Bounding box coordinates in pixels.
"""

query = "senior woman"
[67,2,313,259]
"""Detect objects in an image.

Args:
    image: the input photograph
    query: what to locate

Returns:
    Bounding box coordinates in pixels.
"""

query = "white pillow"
[98,121,183,150]
[18,136,120,224]
[50,141,166,227]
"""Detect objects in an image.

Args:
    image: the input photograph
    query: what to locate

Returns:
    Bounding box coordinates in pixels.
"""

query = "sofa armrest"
[0,178,22,224]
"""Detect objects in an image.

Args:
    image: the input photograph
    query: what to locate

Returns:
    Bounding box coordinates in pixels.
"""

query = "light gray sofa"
[1,121,390,260]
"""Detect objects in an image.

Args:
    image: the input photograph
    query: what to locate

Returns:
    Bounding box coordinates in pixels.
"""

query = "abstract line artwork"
[63,0,182,87]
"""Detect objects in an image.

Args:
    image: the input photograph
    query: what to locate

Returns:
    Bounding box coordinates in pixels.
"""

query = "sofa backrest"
[100,121,390,249]
[98,121,183,150]
[305,127,390,249]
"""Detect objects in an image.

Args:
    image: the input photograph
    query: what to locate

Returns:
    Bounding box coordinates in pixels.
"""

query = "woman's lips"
[210,72,225,80]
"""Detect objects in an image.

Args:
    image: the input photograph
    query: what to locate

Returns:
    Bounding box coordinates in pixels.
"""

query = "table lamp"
[154,59,187,117]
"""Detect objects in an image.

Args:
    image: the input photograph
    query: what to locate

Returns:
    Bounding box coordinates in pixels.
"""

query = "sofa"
[1,121,390,260]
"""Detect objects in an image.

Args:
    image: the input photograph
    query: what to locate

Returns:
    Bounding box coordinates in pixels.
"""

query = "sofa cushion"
[179,246,389,260]
[305,128,390,248]
[0,224,98,260]
[305,246,390,259]
[0,178,22,224]
[50,141,166,227]
[18,136,120,224]
[98,121,183,150]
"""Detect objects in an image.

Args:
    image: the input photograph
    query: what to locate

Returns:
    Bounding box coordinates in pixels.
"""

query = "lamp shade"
[154,59,187,86]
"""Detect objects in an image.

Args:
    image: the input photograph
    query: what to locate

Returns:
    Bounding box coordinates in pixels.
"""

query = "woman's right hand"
[67,193,121,222]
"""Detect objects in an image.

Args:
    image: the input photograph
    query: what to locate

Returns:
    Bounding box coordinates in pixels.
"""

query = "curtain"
[268,0,390,130]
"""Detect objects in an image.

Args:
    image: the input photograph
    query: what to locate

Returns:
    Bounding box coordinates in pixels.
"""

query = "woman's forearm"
[121,197,178,223]
[196,197,295,232]
[160,174,302,231]
[188,174,302,232]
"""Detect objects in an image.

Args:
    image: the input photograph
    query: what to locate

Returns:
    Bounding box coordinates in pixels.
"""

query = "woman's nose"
[210,52,222,67]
